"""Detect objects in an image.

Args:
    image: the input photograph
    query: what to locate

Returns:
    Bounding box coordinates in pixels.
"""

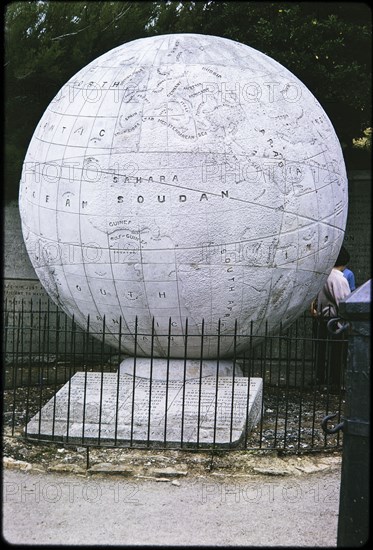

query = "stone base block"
[26,371,262,448]
[119,357,243,379]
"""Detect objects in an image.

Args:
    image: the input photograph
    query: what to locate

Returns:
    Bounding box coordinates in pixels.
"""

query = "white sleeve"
[329,274,351,307]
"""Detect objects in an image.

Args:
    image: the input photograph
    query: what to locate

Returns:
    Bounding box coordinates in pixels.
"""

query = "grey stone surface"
[3,201,38,280]
[3,278,50,307]
[342,170,371,286]
[119,357,243,379]
[26,372,262,447]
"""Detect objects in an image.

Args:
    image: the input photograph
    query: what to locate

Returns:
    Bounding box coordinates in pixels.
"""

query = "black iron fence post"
[337,279,370,547]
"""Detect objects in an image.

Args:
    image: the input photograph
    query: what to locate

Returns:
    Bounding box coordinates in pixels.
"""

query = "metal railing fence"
[2,298,347,452]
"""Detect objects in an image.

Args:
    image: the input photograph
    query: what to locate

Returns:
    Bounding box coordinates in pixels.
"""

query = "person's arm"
[310,298,318,317]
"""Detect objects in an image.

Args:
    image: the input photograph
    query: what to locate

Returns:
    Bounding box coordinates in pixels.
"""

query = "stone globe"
[19,33,348,358]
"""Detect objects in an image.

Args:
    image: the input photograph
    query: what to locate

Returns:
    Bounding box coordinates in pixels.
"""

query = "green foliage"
[4,1,371,202]
[353,127,372,150]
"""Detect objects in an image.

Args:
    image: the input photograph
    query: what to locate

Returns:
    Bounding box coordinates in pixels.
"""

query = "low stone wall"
[342,170,371,286]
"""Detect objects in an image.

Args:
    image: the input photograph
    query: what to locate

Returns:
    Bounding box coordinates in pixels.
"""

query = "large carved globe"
[19,33,348,358]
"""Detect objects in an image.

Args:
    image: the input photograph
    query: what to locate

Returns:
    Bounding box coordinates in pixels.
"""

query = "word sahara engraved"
[19,33,348,358]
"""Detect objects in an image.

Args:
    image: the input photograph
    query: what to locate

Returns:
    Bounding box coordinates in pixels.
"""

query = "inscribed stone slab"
[26,372,262,447]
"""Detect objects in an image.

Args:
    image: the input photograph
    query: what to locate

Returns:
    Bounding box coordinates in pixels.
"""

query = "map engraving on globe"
[19,33,348,358]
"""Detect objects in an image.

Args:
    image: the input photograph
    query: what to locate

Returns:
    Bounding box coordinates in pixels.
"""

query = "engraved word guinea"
[19,33,348,358]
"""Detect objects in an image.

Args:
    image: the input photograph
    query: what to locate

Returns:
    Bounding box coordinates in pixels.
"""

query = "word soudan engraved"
[19,34,348,360]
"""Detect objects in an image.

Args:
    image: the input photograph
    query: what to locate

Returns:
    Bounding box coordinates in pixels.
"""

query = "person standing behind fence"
[316,246,351,318]
[311,246,351,389]
[343,265,356,291]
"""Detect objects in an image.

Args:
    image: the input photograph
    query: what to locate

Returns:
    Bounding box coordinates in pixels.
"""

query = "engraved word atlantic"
[19,33,348,358]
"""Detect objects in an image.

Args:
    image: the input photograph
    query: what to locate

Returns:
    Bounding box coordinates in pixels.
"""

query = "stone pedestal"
[119,357,244,379]
[26,370,262,448]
